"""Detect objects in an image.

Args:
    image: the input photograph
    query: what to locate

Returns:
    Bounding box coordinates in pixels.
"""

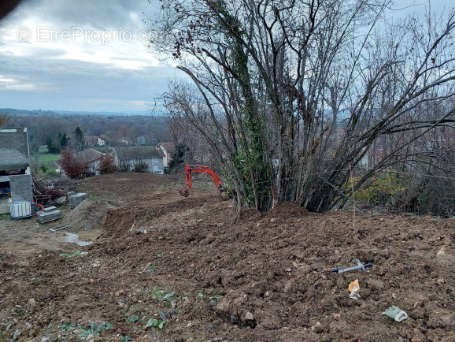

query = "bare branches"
[152,0,455,212]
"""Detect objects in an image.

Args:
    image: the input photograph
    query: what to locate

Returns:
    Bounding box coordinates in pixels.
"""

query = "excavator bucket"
[178,188,190,197]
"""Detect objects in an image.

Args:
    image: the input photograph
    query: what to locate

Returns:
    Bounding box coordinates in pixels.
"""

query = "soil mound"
[63,199,107,231]
[1,174,454,341]
[269,201,309,218]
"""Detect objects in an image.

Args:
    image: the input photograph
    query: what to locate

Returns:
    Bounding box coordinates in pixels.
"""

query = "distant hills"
[0,108,168,117]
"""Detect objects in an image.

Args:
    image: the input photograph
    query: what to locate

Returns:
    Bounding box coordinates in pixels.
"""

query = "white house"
[75,148,105,175]
[157,142,176,169]
[113,146,164,174]
[84,136,106,147]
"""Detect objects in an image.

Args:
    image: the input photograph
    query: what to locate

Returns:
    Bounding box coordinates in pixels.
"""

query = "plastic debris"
[348,279,360,300]
[330,259,373,273]
[383,306,408,322]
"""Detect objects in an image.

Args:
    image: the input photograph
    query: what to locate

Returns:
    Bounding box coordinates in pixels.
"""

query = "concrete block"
[37,209,62,224]
[0,198,9,215]
[69,192,88,208]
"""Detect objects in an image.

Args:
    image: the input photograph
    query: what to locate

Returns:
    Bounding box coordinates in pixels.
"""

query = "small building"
[119,137,131,146]
[75,148,105,175]
[85,136,106,147]
[0,128,32,215]
[157,142,176,169]
[113,146,164,174]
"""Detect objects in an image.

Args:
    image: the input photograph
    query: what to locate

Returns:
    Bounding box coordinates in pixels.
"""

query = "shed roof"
[0,148,29,171]
[115,146,162,160]
[0,128,29,157]
[159,142,176,155]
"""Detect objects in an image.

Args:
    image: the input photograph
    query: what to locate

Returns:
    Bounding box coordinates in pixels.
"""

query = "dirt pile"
[62,199,109,231]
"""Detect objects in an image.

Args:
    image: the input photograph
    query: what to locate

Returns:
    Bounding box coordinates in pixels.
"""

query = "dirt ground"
[0,173,454,341]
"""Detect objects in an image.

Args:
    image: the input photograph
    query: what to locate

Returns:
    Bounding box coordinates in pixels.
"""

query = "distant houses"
[75,148,105,175]
[84,136,106,147]
[113,146,164,174]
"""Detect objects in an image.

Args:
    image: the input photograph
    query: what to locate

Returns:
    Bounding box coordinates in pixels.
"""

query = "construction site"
[0,172,454,341]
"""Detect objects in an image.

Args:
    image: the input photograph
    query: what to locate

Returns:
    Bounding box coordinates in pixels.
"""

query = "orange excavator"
[179,164,227,198]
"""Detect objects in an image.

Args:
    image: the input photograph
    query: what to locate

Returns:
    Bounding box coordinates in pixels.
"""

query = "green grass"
[37,153,60,164]
[34,153,60,176]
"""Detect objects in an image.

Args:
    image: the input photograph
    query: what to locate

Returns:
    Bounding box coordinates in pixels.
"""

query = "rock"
[260,311,281,330]
[215,298,230,314]
[55,196,67,205]
[284,280,295,293]
[69,193,88,209]
[336,277,345,288]
[127,303,148,315]
[12,329,21,341]
[28,298,36,307]
[436,247,455,265]
[411,328,425,342]
[427,310,454,329]
[240,311,256,328]
[366,279,384,290]
[312,321,324,334]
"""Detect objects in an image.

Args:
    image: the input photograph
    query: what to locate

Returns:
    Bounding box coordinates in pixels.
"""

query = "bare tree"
[153,0,455,212]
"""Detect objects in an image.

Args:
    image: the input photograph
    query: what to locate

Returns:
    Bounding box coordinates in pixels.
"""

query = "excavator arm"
[180,164,226,198]
[185,164,222,190]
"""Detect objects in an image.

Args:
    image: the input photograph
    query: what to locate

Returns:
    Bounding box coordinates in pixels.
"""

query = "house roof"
[84,136,99,145]
[76,148,104,164]
[115,146,163,160]
[0,148,29,171]
[0,128,29,158]
[159,142,176,154]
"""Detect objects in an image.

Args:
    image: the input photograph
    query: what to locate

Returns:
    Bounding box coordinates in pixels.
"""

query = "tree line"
[0,110,170,152]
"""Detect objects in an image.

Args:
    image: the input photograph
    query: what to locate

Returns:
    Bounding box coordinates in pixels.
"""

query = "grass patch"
[34,153,60,177]
[37,153,61,164]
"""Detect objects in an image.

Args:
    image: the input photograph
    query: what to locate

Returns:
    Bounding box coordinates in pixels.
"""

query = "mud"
[0,173,454,341]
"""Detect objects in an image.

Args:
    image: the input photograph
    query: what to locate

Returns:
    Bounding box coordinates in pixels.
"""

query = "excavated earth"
[0,173,454,341]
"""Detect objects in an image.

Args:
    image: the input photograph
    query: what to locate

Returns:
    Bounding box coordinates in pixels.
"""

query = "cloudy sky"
[0,0,453,113]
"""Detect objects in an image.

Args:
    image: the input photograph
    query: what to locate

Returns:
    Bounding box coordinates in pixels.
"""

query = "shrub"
[350,173,404,207]
[99,155,116,174]
[118,161,130,172]
[168,143,189,171]
[59,148,88,179]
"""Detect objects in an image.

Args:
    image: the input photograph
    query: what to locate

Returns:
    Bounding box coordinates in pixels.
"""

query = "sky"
[0,0,453,113]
